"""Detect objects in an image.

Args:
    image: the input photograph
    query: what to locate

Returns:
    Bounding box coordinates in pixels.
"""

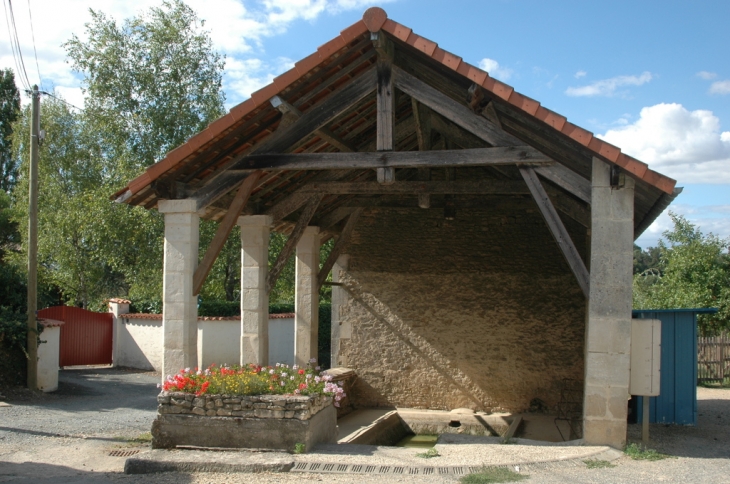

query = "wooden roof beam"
[270,96,356,152]
[392,65,520,147]
[231,146,551,172]
[520,167,589,297]
[297,180,529,195]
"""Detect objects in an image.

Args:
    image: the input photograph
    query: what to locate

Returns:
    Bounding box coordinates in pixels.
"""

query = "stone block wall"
[335,203,587,413]
[157,392,332,420]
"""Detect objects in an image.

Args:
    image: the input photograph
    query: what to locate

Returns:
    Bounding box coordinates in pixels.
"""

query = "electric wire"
[26,0,43,90]
[40,90,83,111]
[3,0,30,91]
[3,0,32,91]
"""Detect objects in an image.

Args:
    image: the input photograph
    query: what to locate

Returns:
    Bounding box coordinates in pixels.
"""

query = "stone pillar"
[108,298,130,368]
[583,158,635,448]
[295,226,320,367]
[331,254,351,368]
[239,215,272,366]
[159,200,199,381]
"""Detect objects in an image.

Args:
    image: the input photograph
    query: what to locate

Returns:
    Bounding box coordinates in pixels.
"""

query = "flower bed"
[151,361,342,451]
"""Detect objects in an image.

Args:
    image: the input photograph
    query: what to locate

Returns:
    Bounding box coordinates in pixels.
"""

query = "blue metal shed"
[633,308,718,426]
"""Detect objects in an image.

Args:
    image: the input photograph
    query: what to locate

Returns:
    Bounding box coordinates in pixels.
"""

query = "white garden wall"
[112,311,295,373]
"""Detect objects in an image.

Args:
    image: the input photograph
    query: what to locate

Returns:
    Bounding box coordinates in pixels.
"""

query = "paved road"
[0,370,728,483]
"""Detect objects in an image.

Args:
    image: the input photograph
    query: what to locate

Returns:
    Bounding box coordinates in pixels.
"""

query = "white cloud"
[574,70,587,79]
[0,0,386,107]
[697,71,717,80]
[598,103,730,184]
[709,80,730,95]
[565,71,652,97]
[479,58,513,81]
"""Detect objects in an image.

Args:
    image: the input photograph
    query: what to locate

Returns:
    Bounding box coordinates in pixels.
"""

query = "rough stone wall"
[336,204,586,413]
[157,392,331,420]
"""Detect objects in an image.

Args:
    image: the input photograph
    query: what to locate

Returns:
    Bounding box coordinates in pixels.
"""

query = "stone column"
[159,200,199,381]
[295,226,320,367]
[239,215,272,366]
[331,254,351,368]
[108,298,130,368]
[583,158,635,448]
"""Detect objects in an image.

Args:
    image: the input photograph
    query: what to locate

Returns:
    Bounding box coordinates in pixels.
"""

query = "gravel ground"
[0,370,728,483]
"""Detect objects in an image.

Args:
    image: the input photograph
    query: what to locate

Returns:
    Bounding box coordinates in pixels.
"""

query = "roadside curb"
[124,449,294,474]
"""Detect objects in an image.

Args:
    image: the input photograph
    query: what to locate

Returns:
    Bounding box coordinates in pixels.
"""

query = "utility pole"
[27,85,40,390]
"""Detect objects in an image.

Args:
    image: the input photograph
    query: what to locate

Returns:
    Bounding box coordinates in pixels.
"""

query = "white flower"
[309,358,317,364]
[290,376,295,380]
[281,372,288,378]
[315,366,321,371]
[269,369,275,374]
[280,381,286,386]
[292,364,299,370]
[276,363,281,367]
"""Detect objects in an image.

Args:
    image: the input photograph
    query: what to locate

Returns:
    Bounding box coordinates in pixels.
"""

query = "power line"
[26,0,43,90]
[40,90,83,112]
[3,0,32,91]
[3,0,27,90]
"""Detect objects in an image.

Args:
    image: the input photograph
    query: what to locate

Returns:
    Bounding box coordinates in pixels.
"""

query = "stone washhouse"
[112,8,680,449]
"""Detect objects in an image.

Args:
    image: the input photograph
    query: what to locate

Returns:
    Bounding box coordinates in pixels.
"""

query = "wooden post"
[27,85,40,390]
[374,31,395,185]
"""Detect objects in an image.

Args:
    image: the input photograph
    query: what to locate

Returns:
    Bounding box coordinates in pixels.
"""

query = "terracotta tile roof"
[37,318,64,328]
[107,298,131,304]
[113,7,675,202]
[120,313,295,320]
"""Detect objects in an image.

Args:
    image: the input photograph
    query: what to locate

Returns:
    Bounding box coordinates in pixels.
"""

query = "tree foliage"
[64,0,225,171]
[633,213,730,334]
[9,0,227,309]
[0,68,21,192]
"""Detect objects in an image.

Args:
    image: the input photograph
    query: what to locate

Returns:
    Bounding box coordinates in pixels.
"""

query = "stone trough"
[151,392,337,451]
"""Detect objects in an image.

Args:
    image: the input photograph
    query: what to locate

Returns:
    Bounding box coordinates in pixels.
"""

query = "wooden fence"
[698,332,730,383]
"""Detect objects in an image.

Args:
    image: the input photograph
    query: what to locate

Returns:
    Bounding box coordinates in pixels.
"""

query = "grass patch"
[416,448,440,459]
[584,459,616,469]
[113,432,153,447]
[293,442,306,454]
[624,443,671,461]
[460,467,528,483]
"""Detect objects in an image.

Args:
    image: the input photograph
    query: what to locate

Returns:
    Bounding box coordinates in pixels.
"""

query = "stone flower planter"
[151,392,337,451]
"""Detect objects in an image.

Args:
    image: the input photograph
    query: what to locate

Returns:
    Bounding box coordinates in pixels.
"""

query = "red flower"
[298,369,305,375]
[299,383,307,390]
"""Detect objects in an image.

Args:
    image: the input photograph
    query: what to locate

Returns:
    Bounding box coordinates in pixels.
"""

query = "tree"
[633,213,730,334]
[64,0,225,172]
[0,69,21,192]
[10,1,227,309]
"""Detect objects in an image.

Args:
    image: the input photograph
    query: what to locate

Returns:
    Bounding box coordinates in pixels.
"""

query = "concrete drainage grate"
[108,449,140,457]
[292,462,485,476]
[292,459,593,475]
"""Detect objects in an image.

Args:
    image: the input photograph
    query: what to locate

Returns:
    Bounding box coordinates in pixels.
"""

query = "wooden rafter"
[375,32,395,185]
[266,195,322,293]
[263,170,351,222]
[413,98,432,208]
[192,171,263,295]
[534,164,591,204]
[317,208,363,289]
[392,65,520,147]
[270,96,356,152]
[520,167,589,297]
[298,180,529,195]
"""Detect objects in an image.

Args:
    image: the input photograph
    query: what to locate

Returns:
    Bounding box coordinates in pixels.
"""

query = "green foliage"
[0,68,20,192]
[63,0,225,171]
[583,459,616,469]
[460,467,527,483]
[293,442,306,454]
[415,448,440,458]
[7,1,227,310]
[633,213,730,335]
[624,443,672,461]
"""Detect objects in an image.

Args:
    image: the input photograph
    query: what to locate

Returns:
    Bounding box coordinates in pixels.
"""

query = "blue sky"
[2,0,729,249]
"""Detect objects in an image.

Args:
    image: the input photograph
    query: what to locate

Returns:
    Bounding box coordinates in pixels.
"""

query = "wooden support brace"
[413,98,432,208]
[393,66,520,147]
[317,208,363,289]
[375,32,395,185]
[266,195,322,293]
[270,96,355,152]
[520,167,590,297]
[193,171,263,295]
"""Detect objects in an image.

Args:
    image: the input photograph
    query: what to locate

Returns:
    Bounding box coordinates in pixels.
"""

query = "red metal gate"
[37,306,113,367]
